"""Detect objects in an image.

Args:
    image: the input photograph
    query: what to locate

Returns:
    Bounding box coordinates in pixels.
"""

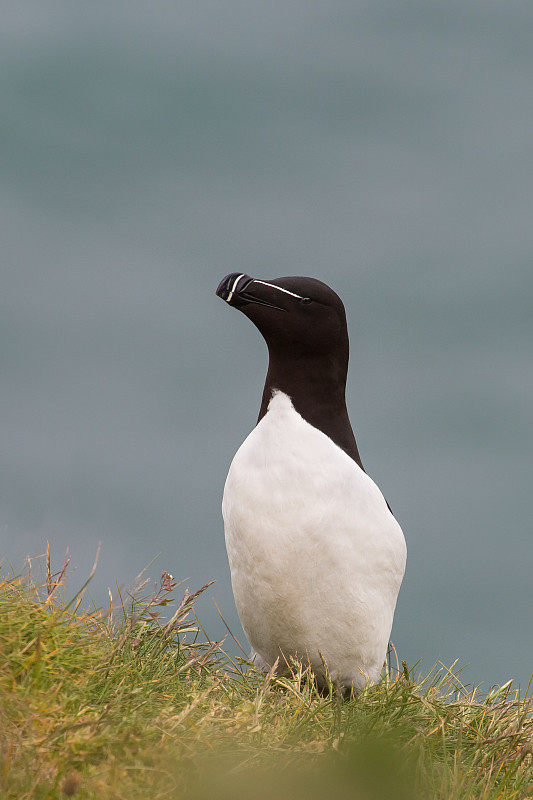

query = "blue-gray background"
[2,1,532,690]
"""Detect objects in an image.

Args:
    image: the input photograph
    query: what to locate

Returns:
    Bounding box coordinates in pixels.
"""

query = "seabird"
[216,273,406,691]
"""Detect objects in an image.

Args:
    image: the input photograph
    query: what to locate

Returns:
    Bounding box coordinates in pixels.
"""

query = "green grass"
[1,550,532,800]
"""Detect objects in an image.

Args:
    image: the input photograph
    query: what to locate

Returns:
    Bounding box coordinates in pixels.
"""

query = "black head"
[216,272,365,470]
[215,272,348,363]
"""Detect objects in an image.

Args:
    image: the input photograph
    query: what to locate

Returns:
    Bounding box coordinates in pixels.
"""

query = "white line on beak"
[226,273,246,303]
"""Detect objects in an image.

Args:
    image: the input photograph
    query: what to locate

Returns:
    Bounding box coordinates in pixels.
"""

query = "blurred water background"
[2,1,532,690]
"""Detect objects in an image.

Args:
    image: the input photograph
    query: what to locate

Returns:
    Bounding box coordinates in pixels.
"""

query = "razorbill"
[216,273,406,691]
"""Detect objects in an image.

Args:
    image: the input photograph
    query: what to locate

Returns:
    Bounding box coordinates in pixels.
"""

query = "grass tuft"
[1,550,532,799]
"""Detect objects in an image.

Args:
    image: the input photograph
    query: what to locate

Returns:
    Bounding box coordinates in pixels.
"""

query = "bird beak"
[216,273,286,312]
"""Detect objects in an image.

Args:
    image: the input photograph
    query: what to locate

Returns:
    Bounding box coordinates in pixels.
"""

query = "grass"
[1,548,532,799]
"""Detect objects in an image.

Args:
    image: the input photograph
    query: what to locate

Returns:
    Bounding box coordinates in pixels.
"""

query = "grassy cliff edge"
[1,552,532,800]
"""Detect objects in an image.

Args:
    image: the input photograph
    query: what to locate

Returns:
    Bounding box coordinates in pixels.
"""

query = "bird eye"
[300,297,312,305]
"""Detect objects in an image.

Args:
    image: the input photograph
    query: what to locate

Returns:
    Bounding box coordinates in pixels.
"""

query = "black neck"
[257,351,365,471]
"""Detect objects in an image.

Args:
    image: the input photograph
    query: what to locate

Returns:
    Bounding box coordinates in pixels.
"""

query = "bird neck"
[257,352,365,471]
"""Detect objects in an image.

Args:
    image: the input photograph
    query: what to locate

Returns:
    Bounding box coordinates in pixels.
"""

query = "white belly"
[222,391,406,690]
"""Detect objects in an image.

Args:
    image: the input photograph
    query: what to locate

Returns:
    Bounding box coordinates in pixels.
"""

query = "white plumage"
[223,390,406,690]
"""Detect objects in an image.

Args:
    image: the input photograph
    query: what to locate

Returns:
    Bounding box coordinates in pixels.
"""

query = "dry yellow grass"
[1,549,532,799]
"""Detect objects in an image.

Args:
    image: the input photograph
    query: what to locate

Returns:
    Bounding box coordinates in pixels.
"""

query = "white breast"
[222,391,406,690]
